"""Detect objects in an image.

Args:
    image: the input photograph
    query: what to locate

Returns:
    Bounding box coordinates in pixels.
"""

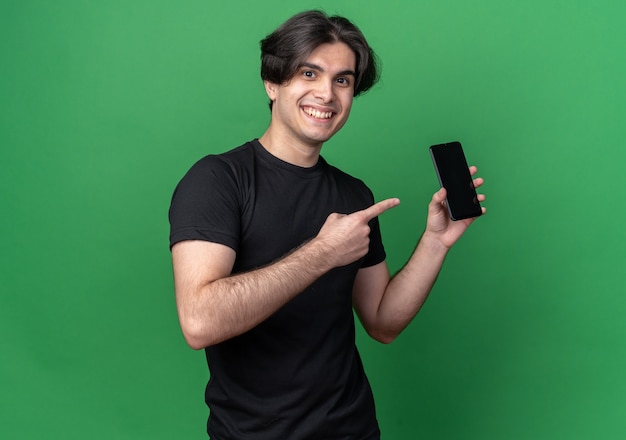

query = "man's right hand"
[313,198,400,268]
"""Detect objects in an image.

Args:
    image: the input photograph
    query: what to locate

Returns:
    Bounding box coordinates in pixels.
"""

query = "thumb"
[433,187,446,204]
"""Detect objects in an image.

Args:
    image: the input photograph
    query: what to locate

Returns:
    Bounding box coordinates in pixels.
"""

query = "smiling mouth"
[303,107,334,119]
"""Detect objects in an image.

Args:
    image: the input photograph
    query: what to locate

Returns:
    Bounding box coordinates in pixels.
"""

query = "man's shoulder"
[171,141,258,196]
[185,140,257,175]
[196,140,256,165]
[323,158,370,189]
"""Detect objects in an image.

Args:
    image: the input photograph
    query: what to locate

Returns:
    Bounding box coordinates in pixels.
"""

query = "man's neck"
[258,130,323,168]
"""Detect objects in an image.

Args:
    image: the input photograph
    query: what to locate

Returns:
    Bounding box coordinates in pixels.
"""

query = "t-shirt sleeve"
[168,156,241,251]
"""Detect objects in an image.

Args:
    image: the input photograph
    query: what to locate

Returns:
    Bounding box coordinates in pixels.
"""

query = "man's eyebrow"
[299,62,356,77]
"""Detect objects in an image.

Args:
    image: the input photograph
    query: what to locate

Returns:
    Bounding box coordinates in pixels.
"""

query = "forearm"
[178,239,331,349]
[372,232,450,342]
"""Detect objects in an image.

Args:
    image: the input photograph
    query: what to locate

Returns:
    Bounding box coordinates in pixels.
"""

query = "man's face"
[265,42,357,150]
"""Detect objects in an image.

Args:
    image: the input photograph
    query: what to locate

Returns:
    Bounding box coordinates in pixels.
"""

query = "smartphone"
[429,141,482,221]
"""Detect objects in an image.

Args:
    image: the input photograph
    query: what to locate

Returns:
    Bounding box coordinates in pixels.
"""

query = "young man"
[169,10,485,439]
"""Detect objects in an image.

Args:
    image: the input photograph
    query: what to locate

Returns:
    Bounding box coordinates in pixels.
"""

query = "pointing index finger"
[359,198,400,221]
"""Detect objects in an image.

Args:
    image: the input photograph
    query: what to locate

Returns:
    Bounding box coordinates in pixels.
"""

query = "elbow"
[181,328,208,350]
[367,328,398,345]
[184,334,208,351]
[179,317,214,350]
[372,334,397,345]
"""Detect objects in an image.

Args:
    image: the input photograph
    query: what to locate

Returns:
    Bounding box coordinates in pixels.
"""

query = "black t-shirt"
[169,140,386,439]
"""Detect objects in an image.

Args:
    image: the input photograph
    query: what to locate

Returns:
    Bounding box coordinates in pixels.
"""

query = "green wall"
[2,1,625,438]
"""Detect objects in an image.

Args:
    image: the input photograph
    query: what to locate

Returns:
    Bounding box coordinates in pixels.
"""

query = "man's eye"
[303,71,314,78]
[337,77,350,85]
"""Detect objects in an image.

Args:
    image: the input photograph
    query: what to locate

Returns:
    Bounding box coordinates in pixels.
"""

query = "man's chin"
[305,126,344,144]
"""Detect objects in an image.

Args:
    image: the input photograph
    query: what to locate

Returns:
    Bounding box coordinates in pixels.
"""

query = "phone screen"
[429,141,482,221]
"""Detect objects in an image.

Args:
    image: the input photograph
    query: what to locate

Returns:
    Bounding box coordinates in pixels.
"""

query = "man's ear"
[264,80,278,101]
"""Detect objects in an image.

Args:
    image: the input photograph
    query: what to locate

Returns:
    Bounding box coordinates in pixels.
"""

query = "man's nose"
[313,79,334,103]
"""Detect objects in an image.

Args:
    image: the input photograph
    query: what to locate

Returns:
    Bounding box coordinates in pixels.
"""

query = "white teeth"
[304,108,332,119]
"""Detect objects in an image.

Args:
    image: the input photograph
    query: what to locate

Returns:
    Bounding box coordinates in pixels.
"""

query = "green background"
[2,0,625,438]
